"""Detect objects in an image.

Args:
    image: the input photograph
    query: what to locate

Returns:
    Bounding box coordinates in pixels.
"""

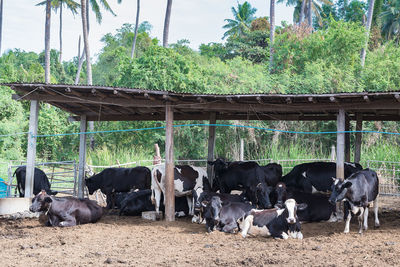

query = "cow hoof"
[343,230,349,234]
[297,232,303,240]
[374,223,380,229]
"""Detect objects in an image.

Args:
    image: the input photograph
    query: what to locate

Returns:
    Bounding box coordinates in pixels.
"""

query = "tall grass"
[86,146,152,167]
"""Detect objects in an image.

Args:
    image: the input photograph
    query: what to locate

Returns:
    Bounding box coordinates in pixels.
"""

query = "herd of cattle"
[14,159,380,239]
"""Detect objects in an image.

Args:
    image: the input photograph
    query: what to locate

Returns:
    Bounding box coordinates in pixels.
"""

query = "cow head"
[85,177,97,195]
[281,198,307,224]
[274,182,287,209]
[202,196,222,223]
[329,178,352,204]
[254,183,273,209]
[29,190,53,213]
[207,158,229,178]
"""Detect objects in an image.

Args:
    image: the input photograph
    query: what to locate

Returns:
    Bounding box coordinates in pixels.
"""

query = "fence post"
[78,115,87,199]
[73,160,77,197]
[165,102,175,222]
[330,145,336,162]
[240,139,244,161]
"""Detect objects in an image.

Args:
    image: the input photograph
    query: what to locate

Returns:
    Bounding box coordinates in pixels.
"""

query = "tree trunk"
[163,0,173,48]
[80,0,92,84]
[131,0,140,58]
[45,0,51,84]
[269,0,275,73]
[0,0,3,55]
[307,0,312,27]
[299,0,306,24]
[59,3,63,62]
[74,36,85,85]
[360,0,375,67]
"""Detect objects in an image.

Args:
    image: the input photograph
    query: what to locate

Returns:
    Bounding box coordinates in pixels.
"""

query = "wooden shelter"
[5,83,400,221]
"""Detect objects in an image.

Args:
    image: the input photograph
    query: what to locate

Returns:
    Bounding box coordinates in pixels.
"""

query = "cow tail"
[150,168,156,205]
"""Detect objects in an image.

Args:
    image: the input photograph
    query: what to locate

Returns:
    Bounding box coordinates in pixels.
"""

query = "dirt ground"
[1,198,400,267]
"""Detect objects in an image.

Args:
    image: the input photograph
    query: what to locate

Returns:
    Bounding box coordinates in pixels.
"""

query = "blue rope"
[0,132,28,137]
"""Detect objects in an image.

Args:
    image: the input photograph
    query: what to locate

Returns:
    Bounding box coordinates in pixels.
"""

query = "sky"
[1,0,294,61]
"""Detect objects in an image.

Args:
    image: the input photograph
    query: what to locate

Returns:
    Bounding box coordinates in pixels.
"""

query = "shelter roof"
[4,83,400,121]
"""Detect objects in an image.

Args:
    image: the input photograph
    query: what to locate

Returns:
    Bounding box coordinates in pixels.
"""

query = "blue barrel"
[0,177,7,198]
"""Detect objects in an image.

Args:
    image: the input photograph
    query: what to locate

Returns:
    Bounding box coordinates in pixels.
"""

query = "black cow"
[329,169,380,234]
[282,162,362,194]
[208,158,273,209]
[261,163,282,187]
[118,189,190,217]
[13,166,57,197]
[85,166,151,209]
[201,196,253,233]
[29,190,103,227]
[239,199,307,239]
[272,182,336,222]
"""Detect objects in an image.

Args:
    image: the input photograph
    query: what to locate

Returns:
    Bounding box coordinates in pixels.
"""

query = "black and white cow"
[201,196,253,233]
[282,162,362,194]
[208,158,273,209]
[13,166,58,197]
[238,199,307,239]
[85,166,151,209]
[272,182,336,222]
[329,168,380,234]
[151,164,206,216]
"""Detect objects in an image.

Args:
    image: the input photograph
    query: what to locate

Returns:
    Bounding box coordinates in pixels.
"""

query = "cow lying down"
[238,199,307,239]
[30,190,103,227]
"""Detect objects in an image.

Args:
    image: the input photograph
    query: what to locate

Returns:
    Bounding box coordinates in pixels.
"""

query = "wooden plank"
[207,113,216,186]
[354,113,363,163]
[25,100,39,198]
[164,103,175,222]
[336,109,345,181]
[345,115,351,162]
[78,115,87,198]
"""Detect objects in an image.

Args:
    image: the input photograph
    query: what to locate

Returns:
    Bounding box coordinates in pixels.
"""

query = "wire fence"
[1,158,399,198]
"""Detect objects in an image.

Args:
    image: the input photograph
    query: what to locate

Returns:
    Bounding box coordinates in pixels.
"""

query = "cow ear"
[201,201,208,207]
[343,182,352,188]
[207,161,214,166]
[44,197,52,203]
[40,189,46,195]
[297,203,308,211]
[331,177,337,182]
[256,183,262,188]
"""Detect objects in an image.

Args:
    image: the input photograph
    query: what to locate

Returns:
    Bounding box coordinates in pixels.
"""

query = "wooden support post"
[207,113,216,186]
[240,139,244,161]
[78,115,87,198]
[165,103,175,222]
[25,100,39,198]
[354,113,363,164]
[345,115,350,162]
[336,109,345,181]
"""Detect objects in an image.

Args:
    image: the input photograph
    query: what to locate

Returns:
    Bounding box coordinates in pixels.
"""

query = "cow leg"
[240,215,253,238]
[222,222,237,233]
[363,207,369,231]
[186,196,193,216]
[59,216,77,227]
[373,198,380,228]
[357,207,364,234]
[344,205,351,234]
[335,202,344,222]
[153,189,162,213]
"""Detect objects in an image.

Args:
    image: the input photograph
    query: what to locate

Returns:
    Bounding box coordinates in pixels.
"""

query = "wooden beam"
[196,97,207,103]
[345,115,351,162]
[308,97,316,103]
[91,88,108,99]
[113,90,131,99]
[78,115,87,198]
[354,113,363,163]
[164,103,175,222]
[256,96,264,104]
[144,92,156,101]
[226,97,235,104]
[25,100,39,198]
[337,109,345,181]
[207,113,217,186]
[163,95,178,102]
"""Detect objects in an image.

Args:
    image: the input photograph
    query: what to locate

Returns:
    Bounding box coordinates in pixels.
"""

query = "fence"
[366,160,400,196]
[6,161,77,197]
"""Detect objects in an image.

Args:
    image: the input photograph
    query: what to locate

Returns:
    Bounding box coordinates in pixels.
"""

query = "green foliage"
[222,1,257,39]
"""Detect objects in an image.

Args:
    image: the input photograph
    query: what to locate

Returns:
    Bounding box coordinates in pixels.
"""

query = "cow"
[239,199,307,239]
[281,162,362,194]
[85,166,151,209]
[29,190,103,227]
[272,182,336,222]
[13,166,57,197]
[151,164,206,216]
[261,163,283,187]
[118,189,190,217]
[208,158,273,209]
[329,169,380,234]
[201,196,253,233]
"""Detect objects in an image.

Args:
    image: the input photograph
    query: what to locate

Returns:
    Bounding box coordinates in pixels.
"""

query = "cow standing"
[85,166,151,209]
[151,164,206,216]
[329,169,380,234]
[29,190,103,227]
[13,166,57,197]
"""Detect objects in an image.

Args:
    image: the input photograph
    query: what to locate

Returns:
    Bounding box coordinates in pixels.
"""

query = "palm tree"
[80,0,91,84]
[45,0,51,84]
[360,0,376,67]
[37,0,80,63]
[0,0,3,55]
[278,0,332,27]
[163,0,173,47]
[131,0,140,58]
[222,1,257,40]
[380,0,400,42]
[270,0,275,73]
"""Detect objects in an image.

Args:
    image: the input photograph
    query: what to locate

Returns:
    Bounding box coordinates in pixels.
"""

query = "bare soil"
[1,197,400,267]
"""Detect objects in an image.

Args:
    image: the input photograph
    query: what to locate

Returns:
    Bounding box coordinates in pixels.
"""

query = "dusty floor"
[1,197,400,267]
